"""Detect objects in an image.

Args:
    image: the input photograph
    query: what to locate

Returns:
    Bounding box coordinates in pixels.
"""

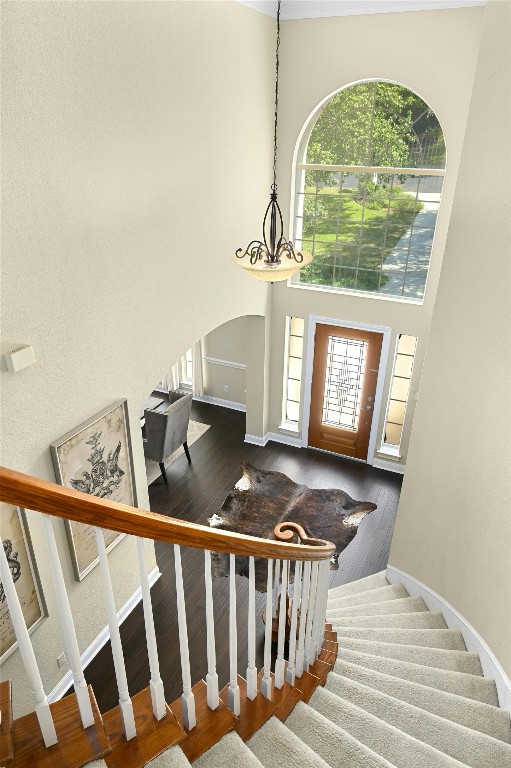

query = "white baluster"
[246,556,257,700]
[272,559,281,619]
[260,559,273,700]
[174,545,196,730]
[0,537,57,747]
[136,537,166,720]
[204,550,219,710]
[42,515,94,728]
[228,553,240,715]
[304,560,319,670]
[295,560,311,678]
[95,528,136,740]
[274,559,288,689]
[314,560,329,658]
[285,560,302,687]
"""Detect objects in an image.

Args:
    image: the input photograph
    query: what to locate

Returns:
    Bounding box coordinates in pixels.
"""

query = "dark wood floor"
[83,401,402,713]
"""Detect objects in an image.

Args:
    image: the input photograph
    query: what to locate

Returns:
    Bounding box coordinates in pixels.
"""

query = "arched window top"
[292,81,446,301]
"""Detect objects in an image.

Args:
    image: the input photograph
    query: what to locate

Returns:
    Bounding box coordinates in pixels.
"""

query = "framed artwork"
[0,504,47,664]
[51,399,138,581]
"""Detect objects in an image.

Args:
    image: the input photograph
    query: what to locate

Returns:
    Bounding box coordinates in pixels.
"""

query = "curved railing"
[0,465,334,761]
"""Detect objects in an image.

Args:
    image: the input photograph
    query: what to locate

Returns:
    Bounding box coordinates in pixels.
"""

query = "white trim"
[266,431,303,449]
[302,316,391,465]
[47,567,161,703]
[238,1,485,20]
[386,566,511,713]
[193,395,246,412]
[244,433,269,447]
[203,356,247,371]
[372,457,406,474]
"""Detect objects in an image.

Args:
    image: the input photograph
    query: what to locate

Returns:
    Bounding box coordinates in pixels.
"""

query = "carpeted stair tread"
[324,673,511,768]
[327,595,428,619]
[247,716,331,768]
[195,731,264,768]
[328,583,408,609]
[309,685,469,768]
[331,611,447,630]
[87,763,109,768]
[336,638,483,675]
[327,571,389,599]
[337,651,499,705]
[146,745,192,767]
[333,658,509,741]
[285,700,400,768]
[335,627,466,650]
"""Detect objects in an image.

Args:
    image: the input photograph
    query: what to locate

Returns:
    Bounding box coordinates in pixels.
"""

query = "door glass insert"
[321,335,368,431]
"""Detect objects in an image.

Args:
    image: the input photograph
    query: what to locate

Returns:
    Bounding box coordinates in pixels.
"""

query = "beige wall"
[0,0,273,713]
[389,0,511,677]
[267,7,484,463]
[203,317,248,405]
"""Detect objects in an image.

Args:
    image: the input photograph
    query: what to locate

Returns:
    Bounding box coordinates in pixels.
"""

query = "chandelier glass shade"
[234,0,312,283]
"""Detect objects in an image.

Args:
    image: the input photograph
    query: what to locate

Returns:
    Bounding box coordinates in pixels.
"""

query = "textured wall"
[389,0,511,677]
[0,0,272,713]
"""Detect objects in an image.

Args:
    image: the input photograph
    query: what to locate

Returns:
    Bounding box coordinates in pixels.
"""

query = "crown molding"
[238,0,486,21]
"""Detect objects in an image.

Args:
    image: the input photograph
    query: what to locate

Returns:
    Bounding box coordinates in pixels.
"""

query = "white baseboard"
[244,433,268,446]
[193,395,246,412]
[244,431,303,448]
[266,431,303,448]
[47,567,161,703]
[386,566,511,712]
[372,457,405,474]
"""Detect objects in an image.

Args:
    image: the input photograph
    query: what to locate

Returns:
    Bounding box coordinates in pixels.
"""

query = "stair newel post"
[0,533,58,747]
[174,544,196,730]
[272,559,281,619]
[260,558,274,700]
[274,558,289,689]
[246,555,257,700]
[285,559,302,687]
[204,550,219,710]
[136,536,166,720]
[228,553,241,715]
[295,559,311,678]
[42,514,95,728]
[95,528,136,740]
[317,559,330,654]
[304,560,319,670]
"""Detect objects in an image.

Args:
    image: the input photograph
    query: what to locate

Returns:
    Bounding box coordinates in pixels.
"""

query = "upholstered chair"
[143,392,193,484]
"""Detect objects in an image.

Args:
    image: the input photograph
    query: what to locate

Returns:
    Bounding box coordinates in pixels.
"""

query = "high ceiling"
[238,0,486,20]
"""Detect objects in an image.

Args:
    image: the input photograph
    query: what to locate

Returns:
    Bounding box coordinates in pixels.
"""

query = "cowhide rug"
[208,463,377,591]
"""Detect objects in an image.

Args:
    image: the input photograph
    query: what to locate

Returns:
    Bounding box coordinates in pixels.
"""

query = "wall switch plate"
[3,345,35,373]
[224,385,229,392]
[57,652,66,667]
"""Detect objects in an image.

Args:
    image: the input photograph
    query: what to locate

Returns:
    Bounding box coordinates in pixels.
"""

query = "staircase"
[1,466,510,767]
[114,572,511,768]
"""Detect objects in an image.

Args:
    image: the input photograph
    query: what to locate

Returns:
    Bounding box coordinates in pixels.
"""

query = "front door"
[308,324,383,460]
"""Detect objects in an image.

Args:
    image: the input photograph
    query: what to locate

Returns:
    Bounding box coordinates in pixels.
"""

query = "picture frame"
[51,399,138,581]
[1,504,48,665]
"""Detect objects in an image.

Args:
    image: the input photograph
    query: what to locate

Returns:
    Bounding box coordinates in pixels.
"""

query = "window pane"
[289,335,303,358]
[387,399,406,425]
[391,376,410,402]
[290,317,304,336]
[286,400,300,422]
[394,353,414,378]
[385,422,403,446]
[287,379,301,402]
[288,357,302,380]
[398,335,417,355]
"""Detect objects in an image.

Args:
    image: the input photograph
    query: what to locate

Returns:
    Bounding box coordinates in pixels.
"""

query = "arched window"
[292,81,445,301]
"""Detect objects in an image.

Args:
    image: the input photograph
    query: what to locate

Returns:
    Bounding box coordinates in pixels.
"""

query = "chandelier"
[234,0,313,282]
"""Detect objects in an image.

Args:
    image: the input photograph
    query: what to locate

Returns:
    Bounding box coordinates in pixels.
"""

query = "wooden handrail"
[0,467,334,561]
[274,521,331,550]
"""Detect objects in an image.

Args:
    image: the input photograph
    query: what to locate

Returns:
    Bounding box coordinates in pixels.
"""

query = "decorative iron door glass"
[309,324,383,460]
